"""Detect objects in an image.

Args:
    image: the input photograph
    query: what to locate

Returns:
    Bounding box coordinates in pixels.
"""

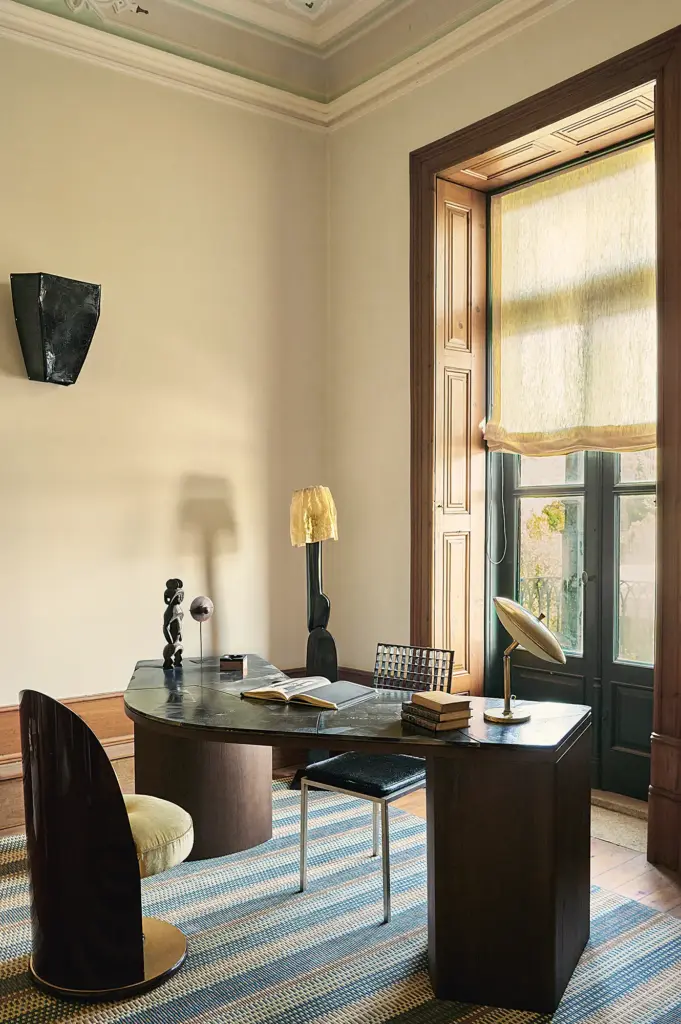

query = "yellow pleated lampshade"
[290,486,338,547]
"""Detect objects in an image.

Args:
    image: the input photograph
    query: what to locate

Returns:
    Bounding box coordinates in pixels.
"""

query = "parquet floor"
[393,789,681,917]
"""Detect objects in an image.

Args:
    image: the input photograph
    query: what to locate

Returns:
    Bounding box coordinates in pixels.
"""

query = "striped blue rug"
[1,781,680,1023]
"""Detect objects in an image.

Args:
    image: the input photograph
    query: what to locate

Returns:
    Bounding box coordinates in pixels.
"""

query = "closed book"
[402,701,471,724]
[401,709,471,732]
[411,691,471,714]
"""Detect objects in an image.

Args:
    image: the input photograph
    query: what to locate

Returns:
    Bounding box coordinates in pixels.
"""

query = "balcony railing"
[519,575,564,635]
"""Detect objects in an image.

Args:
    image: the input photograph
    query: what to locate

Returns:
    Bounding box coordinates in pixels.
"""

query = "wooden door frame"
[410,26,681,871]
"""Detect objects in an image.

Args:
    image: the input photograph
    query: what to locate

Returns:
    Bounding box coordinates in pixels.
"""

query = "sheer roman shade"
[485,140,656,455]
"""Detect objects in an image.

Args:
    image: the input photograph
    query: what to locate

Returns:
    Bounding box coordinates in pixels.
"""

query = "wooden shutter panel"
[433,179,486,694]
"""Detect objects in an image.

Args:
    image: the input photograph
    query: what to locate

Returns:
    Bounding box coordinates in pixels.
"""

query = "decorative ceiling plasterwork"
[65,0,147,18]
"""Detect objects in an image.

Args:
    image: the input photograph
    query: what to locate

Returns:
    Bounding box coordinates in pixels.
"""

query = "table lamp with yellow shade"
[485,596,566,725]
[290,485,338,681]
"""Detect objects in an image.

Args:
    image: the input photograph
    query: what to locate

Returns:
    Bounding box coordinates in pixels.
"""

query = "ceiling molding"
[190,0,396,47]
[0,0,576,130]
[180,0,322,46]
[311,0,399,46]
[325,0,576,128]
[0,0,328,126]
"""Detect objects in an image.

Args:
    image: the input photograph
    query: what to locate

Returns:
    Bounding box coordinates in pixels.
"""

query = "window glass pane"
[518,496,584,655]
[619,450,657,483]
[519,453,584,487]
[617,494,656,664]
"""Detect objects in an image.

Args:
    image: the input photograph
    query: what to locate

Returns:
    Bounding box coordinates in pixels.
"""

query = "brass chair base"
[30,918,187,1001]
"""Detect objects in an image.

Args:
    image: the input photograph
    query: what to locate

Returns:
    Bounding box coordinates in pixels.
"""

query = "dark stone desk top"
[125,655,590,756]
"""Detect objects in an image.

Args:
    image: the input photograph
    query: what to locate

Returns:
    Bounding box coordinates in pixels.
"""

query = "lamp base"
[484,705,532,725]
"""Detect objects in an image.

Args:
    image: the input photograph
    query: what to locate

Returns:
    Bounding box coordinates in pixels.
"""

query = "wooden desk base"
[127,664,591,1015]
[134,724,273,859]
[427,723,590,1013]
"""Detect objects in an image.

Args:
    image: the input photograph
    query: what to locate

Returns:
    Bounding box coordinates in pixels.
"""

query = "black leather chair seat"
[303,752,426,798]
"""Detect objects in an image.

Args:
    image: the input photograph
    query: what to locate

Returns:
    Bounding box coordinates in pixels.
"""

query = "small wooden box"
[219,654,247,675]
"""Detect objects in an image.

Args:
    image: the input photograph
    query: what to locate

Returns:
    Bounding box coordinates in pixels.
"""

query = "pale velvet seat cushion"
[123,794,194,879]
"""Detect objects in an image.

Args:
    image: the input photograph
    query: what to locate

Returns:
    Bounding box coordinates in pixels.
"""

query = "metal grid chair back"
[372,644,455,693]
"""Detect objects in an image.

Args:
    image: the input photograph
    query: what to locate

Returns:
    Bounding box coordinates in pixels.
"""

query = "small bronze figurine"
[163,578,184,670]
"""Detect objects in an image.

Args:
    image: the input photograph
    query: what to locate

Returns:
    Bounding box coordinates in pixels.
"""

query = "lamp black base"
[306,628,338,682]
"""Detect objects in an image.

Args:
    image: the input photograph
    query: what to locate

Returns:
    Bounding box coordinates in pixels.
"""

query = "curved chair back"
[20,690,144,993]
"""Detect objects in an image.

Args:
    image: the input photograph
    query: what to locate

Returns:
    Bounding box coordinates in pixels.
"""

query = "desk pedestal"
[134,724,273,859]
[427,723,590,1013]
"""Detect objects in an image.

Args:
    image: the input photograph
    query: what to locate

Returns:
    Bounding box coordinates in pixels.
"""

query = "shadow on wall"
[178,474,238,656]
[0,281,27,378]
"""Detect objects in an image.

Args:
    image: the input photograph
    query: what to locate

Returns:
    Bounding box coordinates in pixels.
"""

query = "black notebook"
[241,676,373,711]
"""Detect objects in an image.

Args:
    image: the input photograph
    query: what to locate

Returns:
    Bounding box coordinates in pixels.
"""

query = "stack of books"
[401,691,472,732]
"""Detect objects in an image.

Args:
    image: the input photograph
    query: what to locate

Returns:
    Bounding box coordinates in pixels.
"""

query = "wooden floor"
[394,789,681,917]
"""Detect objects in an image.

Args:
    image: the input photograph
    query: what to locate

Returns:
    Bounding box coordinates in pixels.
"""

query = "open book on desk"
[241,676,374,711]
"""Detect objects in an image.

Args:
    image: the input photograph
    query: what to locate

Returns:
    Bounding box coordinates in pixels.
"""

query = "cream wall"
[326,0,681,671]
[3,0,681,705]
[0,36,326,703]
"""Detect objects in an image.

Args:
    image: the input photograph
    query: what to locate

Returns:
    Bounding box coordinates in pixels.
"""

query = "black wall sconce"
[11,272,101,386]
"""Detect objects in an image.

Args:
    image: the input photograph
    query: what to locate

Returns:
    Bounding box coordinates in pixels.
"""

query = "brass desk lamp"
[484,596,566,725]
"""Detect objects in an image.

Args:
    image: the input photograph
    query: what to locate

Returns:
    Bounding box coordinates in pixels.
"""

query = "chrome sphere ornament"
[190,596,214,622]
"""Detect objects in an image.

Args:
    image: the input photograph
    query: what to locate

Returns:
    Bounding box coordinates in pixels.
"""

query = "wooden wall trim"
[649,35,681,873]
[651,732,681,751]
[1,682,311,831]
[0,691,131,759]
[410,154,437,647]
[284,666,375,686]
[410,26,681,871]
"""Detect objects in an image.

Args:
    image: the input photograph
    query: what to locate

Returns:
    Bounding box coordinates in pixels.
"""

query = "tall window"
[487,139,657,800]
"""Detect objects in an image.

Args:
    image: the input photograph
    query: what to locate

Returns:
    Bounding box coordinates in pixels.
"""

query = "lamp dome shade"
[493,596,566,664]
[290,486,338,546]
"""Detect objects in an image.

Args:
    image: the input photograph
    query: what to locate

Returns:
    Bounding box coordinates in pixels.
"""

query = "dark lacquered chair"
[299,643,455,923]
[20,689,194,1000]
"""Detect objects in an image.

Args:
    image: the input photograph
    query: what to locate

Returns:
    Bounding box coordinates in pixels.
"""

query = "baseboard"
[648,732,681,870]
[340,667,374,686]
[1,681,312,831]
[282,666,374,686]
[1,732,135,833]
[0,691,131,758]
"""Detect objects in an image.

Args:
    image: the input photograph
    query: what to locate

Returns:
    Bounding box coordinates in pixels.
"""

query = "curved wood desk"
[125,655,591,1014]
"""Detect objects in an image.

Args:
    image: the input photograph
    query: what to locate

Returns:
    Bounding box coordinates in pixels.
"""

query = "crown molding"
[181,0,320,46]
[0,0,329,126]
[190,0,395,47]
[314,0,398,46]
[0,0,575,130]
[325,0,576,128]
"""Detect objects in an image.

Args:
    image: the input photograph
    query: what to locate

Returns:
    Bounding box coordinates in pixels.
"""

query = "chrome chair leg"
[300,780,308,892]
[381,800,391,924]
[372,801,379,857]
